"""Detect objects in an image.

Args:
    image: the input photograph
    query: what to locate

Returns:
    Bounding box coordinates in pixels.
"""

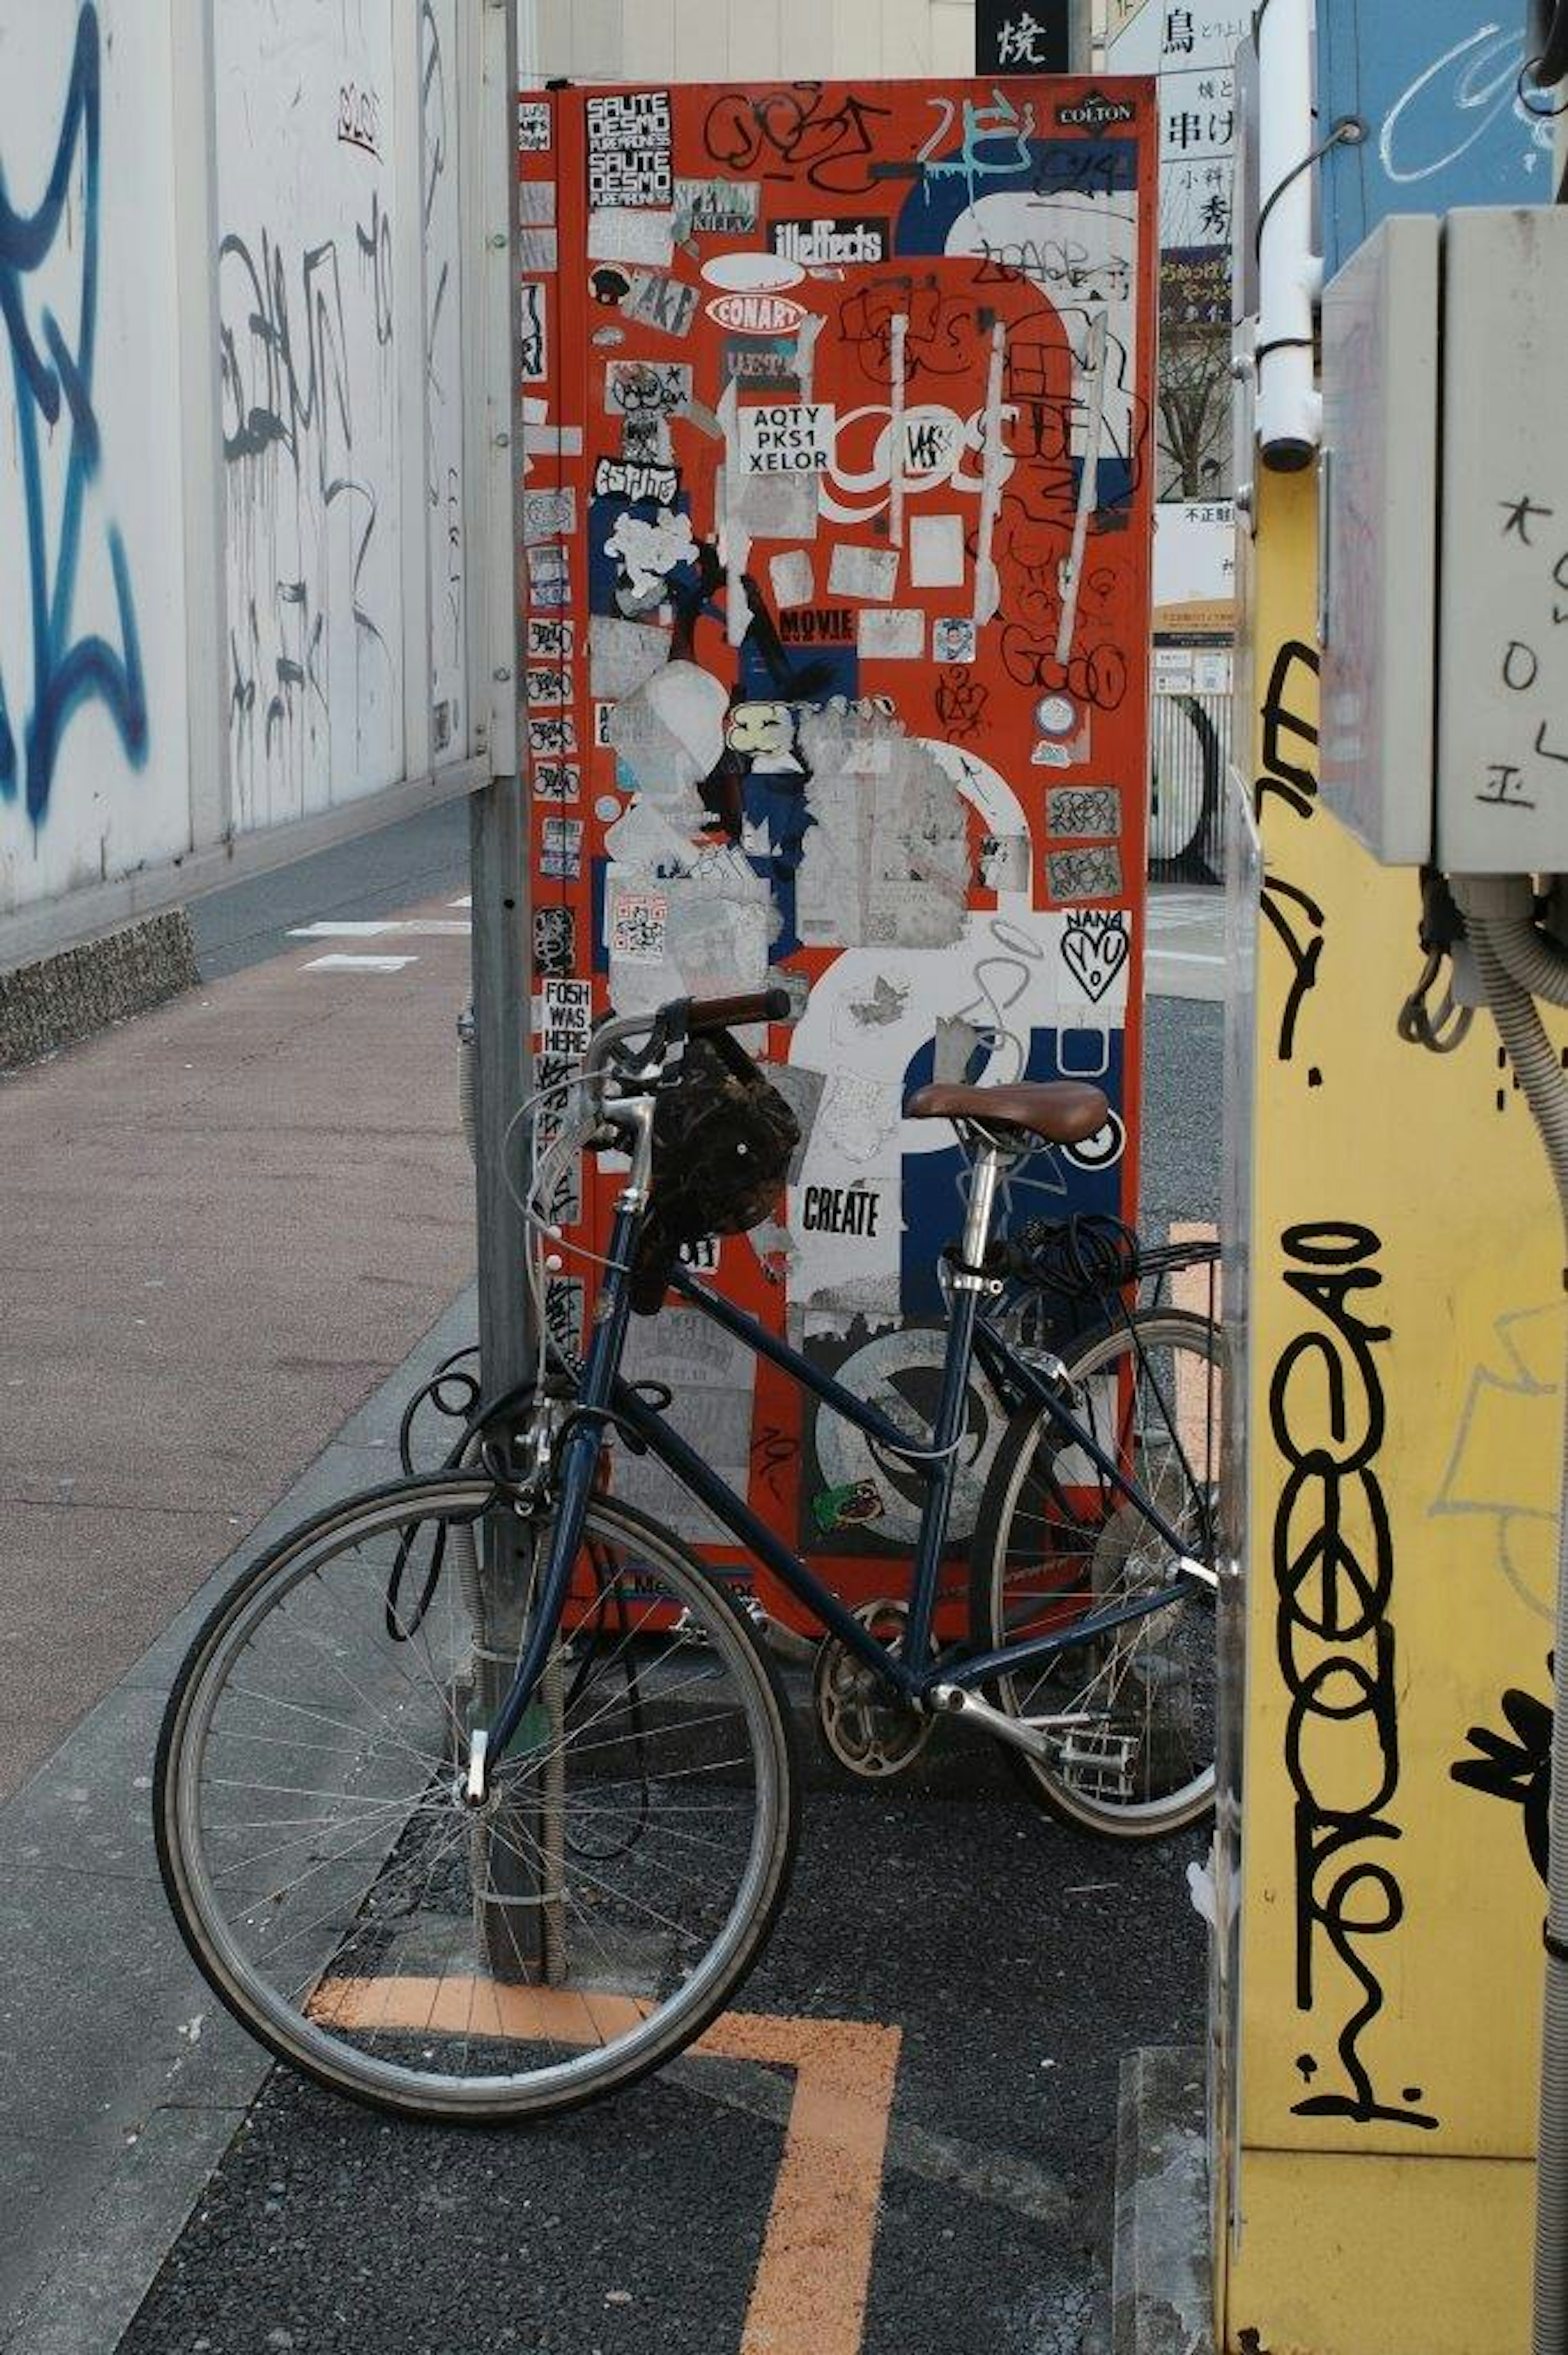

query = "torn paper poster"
[519,227,559,272]
[589,615,670,700]
[1047,786,1123,840]
[674,176,760,238]
[766,1062,829,1178]
[769,551,815,608]
[532,904,576,977]
[624,270,700,338]
[519,282,548,382]
[587,207,676,268]
[586,89,673,209]
[979,830,1030,892]
[806,1072,903,1169]
[858,609,924,660]
[606,662,728,801]
[933,617,978,664]
[827,542,900,601]
[518,180,555,225]
[541,977,592,1061]
[795,712,969,950]
[909,513,966,589]
[532,763,581,803]
[738,402,835,476]
[1047,846,1124,903]
[604,359,691,417]
[726,462,820,544]
[522,419,584,462]
[540,818,584,881]
[517,98,551,153]
[606,864,772,1016]
[613,1311,757,1544]
[594,455,680,506]
[526,618,574,661]
[605,506,700,611]
[528,715,577,762]
[523,488,577,543]
[607,885,669,963]
[932,1014,984,1084]
[1055,907,1133,1011]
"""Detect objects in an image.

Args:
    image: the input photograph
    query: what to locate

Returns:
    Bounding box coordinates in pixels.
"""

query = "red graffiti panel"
[518,76,1156,1615]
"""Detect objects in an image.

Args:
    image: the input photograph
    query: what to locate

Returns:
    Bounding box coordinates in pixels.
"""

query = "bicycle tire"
[968,1308,1224,1839]
[156,1475,799,2122]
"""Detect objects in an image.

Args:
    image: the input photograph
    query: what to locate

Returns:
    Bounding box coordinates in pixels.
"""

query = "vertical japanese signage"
[519,78,1157,1610]
[973,2,1073,75]
[1109,2,1245,629]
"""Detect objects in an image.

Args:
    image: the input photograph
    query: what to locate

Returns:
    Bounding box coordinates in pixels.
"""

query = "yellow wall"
[1227,463,1563,2351]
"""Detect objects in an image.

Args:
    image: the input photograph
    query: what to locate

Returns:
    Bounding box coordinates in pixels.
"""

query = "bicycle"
[156,987,1224,2123]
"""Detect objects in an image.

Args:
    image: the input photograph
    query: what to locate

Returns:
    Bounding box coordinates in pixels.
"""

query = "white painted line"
[389,918,471,936]
[301,954,420,973]
[448,895,472,910]
[288,921,394,939]
[288,919,470,940]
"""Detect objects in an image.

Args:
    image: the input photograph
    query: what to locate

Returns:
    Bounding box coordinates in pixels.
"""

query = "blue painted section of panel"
[1319,5,1557,277]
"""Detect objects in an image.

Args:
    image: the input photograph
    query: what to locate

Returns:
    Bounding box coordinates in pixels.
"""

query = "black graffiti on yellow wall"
[1453,1664,1553,1884]
[1270,1222,1437,2132]
[1255,638,1326,1084]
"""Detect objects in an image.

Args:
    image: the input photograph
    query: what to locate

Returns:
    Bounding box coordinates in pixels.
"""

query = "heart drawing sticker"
[1061,910,1130,1004]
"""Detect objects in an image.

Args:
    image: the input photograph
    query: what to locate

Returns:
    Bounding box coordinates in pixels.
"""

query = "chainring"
[811,1599,936,1779]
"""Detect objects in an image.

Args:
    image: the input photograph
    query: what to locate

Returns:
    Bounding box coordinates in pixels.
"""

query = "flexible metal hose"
[1458,891,1568,2355]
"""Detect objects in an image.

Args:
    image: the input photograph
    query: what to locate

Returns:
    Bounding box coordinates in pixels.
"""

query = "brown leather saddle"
[904,1080,1108,1144]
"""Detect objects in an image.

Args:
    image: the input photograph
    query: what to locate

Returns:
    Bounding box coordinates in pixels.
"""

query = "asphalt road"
[120,1784,1203,2355]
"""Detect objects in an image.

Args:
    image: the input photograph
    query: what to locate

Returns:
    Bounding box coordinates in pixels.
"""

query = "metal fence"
[1147,676,1233,884]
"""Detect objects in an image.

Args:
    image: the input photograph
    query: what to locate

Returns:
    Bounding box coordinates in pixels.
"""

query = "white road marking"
[301,954,421,974]
[288,921,394,938]
[289,919,470,940]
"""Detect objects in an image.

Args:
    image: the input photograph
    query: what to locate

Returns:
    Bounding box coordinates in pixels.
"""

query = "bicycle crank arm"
[928,1684,1098,1762]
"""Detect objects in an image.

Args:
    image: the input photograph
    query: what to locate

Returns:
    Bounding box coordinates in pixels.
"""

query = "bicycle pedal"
[1054,1728,1139,1801]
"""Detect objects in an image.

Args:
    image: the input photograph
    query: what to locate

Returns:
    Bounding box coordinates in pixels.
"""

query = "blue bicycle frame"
[482,1175,1207,1771]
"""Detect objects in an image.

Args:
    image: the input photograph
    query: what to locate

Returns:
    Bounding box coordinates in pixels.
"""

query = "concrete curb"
[0,908,198,1069]
[1112,2046,1214,2355]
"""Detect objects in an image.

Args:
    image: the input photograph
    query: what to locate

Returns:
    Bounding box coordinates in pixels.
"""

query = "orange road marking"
[309,1978,901,2354]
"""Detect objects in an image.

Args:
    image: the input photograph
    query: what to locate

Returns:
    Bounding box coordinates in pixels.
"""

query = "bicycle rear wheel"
[969,1309,1224,1838]
[156,1478,797,2121]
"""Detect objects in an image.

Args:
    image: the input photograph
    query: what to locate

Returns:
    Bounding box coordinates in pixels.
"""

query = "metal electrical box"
[1321,205,1568,872]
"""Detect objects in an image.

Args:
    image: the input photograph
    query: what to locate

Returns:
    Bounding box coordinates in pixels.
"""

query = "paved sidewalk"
[0,882,475,1801]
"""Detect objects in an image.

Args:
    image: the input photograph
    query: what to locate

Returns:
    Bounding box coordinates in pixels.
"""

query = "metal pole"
[1069,0,1093,75]
[465,0,561,1985]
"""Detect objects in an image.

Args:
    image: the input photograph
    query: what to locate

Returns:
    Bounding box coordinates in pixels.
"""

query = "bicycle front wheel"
[156,1478,798,2121]
[969,1309,1224,1838]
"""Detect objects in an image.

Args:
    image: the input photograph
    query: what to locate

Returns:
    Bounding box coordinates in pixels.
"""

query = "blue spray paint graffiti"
[0,5,148,826]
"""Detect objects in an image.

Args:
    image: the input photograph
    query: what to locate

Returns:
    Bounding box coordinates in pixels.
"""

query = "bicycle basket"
[630,1034,800,1314]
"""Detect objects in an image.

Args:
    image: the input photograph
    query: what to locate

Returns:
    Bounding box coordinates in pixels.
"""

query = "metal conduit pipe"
[1454,879,1568,2355]
[1455,874,1568,1008]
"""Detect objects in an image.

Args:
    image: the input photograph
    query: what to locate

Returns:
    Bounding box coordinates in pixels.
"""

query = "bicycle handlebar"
[580,987,793,1080]
[687,987,793,1033]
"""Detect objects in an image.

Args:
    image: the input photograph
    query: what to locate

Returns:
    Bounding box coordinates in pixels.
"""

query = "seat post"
[958,1137,1005,1275]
